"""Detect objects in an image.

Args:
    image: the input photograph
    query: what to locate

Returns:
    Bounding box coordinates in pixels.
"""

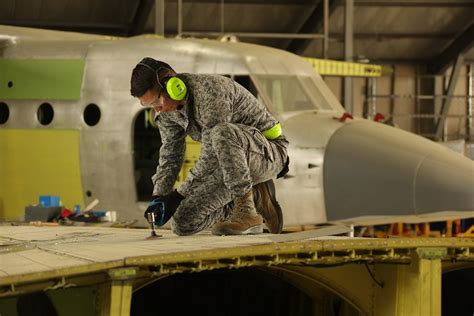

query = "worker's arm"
[178,82,233,197]
[152,114,186,196]
[144,190,184,227]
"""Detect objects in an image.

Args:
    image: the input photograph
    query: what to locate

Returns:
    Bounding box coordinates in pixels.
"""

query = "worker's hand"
[144,191,184,227]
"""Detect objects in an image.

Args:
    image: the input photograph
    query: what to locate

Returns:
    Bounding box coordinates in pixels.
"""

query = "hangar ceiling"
[0,0,473,71]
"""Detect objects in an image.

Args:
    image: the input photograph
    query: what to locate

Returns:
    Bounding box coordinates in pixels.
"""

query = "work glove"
[144,190,184,227]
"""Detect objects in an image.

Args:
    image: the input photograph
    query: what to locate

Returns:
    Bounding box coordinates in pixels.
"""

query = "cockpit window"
[299,76,333,110]
[252,75,334,113]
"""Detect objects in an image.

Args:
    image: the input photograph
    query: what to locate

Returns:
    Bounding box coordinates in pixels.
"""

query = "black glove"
[144,190,184,227]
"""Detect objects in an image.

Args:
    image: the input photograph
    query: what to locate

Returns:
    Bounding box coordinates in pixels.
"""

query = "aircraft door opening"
[133,109,161,201]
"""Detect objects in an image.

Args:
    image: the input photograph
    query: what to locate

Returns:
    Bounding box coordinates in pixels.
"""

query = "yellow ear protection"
[138,62,187,101]
[161,75,187,101]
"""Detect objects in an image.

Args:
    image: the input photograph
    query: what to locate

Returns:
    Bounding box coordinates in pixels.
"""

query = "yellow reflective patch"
[263,123,282,140]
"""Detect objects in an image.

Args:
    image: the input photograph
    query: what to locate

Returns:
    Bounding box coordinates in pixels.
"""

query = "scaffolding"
[364,64,474,142]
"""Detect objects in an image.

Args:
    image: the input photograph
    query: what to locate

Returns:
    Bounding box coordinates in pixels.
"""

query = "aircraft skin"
[0,25,473,227]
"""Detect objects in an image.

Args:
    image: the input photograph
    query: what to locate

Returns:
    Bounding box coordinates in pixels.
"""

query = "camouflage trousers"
[171,122,288,236]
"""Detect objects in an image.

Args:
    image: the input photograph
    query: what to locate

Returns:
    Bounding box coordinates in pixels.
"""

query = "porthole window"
[37,103,54,125]
[0,102,9,124]
[83,103,101,126]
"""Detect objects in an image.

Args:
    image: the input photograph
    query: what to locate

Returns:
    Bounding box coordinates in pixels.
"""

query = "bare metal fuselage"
[1,26,473,227]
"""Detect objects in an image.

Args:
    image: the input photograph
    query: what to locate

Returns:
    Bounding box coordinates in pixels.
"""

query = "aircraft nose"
[323,120,474,223]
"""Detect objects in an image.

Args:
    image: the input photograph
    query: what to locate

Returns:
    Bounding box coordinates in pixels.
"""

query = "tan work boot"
[253,179,283,234]
[212,191,263,235]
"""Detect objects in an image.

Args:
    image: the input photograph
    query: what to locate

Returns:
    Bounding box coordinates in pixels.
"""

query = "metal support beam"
[369,77,377,118]
[98,268,137,316]
[375,248,444,316]
[352,0,474,7]
[389,65,396,118]
[0,20,129,35]
[343,0,354,113]
[109,281,133,315]
[434,55,464,141]
[344,0,353,61]
[181,31,324,39]
[177,0,183,37]
[152,0,473,5]
[323,0,329,59]
[128,0,154,36]
[287,0,343,55]
[467,64,473,142]
[415,67,420,134]
[157,0,336,3]
[433,75,444,129]
[329,32,454,40]
[154,0,165,36]
[428,22,474,74]
[220,0,225,33]
[363,78,370,118]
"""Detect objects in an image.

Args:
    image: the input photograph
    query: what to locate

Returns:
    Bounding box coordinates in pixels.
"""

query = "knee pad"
[171,205,209,236]
[170,218,195,236]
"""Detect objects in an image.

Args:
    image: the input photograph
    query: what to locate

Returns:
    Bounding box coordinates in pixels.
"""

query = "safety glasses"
[140,93,161,108]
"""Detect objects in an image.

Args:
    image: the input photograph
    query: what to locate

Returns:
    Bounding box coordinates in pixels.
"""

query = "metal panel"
[1,226,473,291]
[323,120,474,223]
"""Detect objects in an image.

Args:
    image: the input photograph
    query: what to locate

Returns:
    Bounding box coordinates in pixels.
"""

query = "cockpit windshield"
[252,74,336,113]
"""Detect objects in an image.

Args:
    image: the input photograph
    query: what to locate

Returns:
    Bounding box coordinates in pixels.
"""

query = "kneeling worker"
[130,57,289,236]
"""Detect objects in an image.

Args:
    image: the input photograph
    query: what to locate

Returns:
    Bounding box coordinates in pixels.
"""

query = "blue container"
[39,195,60,207]
[73,204,81,214]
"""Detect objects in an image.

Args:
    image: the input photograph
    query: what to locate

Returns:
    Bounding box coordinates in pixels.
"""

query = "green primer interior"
[0,59,84,100]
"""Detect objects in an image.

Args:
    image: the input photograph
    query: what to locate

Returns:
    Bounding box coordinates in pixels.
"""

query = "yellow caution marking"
[304,57,384,77]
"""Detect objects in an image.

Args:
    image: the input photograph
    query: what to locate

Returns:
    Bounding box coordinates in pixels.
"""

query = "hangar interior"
[1,0,473,141]
[0,1,474,316]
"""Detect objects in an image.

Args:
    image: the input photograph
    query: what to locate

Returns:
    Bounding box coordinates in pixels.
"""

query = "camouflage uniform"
[152,74,288,235]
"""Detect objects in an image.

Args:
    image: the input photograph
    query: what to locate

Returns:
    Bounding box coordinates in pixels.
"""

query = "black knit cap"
[130,57,176,97]
[138,57,175,73]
